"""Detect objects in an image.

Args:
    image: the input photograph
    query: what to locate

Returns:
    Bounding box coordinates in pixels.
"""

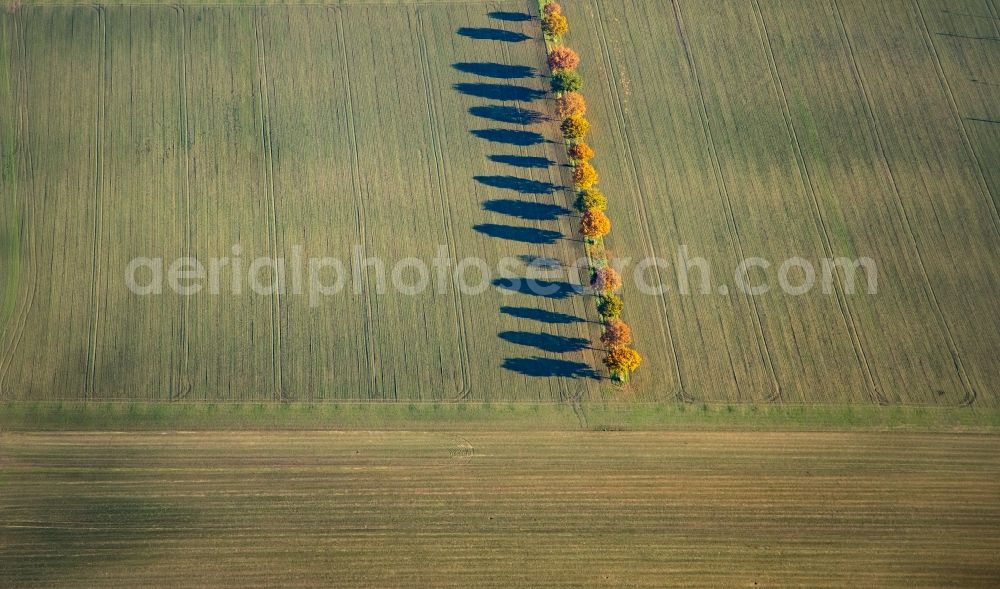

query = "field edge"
[1,401,999,432]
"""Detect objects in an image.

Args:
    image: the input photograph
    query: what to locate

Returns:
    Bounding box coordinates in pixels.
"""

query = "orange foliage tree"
[555,92,586,118]
[580,209,611,239]
[572,161,598,188]
[568,141,595,162]
[543,1,562,16]
[592,266,622,293]
[600,318,633,349]
[547,47,580,71]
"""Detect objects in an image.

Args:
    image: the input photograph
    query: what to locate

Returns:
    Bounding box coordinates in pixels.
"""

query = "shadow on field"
[457,11,598,385]
[492,278,580,299]
[502,357,599,379]
[483,199,570,221]
[488,154,555,168]
[499,331,590,353]
[518,254,563,269]
[453,62,535,79]
[488,10,532,22]
[454,82,545,102]
[473,223,562,244]
[470,104,547,125]
[0,446,196,587]
[457,27,531,42]
[474,174,557,194]
[471,128,547,146]
[501,306,585,324]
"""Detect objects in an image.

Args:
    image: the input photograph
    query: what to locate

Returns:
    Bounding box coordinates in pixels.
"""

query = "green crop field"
[566,0,1000,406]
[0,0,998,407]
[1,430,998,587]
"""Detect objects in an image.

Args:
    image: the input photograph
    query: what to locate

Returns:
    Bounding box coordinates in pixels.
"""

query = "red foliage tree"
[592,266,622,293]
[601,318,633,350]
[555,92,586,118]
[547,47,580,71]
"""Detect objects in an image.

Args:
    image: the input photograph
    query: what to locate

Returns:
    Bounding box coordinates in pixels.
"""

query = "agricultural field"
[566,0,1000,405]
[1,430,999,587]
[0,0,998,406]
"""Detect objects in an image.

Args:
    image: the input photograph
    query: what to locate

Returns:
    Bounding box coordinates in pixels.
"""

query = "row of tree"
[542,0,642,382]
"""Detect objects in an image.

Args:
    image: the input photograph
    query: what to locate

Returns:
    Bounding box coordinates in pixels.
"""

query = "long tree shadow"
[454,82,545,102]
[499,331,590,353]
[458,27,531,42]
[472,129,547,146]
[518,254,563,269]
[493,277,581,299]
[488,10,532,22]
[489,154,555,169]
[503,356,599,379]
[483,199,570,221]
[475,174,557,194]
[470,104,547,125]
[501,306,585,324]
[453,62,535,79]
[474,223,562,244]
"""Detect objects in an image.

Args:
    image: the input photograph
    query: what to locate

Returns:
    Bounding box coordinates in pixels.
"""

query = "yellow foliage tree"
[604,347,642,377]
[572,161,598,188]
[561,115,590,140]
[542,12,568,37]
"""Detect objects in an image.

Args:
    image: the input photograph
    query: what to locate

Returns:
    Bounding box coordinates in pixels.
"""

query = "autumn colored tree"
[543,1,562,16]
[604,347,642,377]
[574,188,607,212]
[597,294,623,320]
[572,161,598,188]
[592,266,622,293]
[580,209,611,239]
[547,47,580,71]
[600,318,633,350]
[568,141,595,162]
[561,115,590,140]
[555,92,586,118]
[542,12,568,37]
[550,69,582,93]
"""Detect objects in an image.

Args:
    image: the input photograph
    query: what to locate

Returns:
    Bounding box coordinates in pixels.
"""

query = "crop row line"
[830,0,977,406]
[670,0,782,403]
[0,13,38,398]
[749,0,884,406]
[414,10,472,402]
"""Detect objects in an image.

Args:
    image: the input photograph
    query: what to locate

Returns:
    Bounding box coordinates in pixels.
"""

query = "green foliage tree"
[598,294,623,320]
[550,69,582,94]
